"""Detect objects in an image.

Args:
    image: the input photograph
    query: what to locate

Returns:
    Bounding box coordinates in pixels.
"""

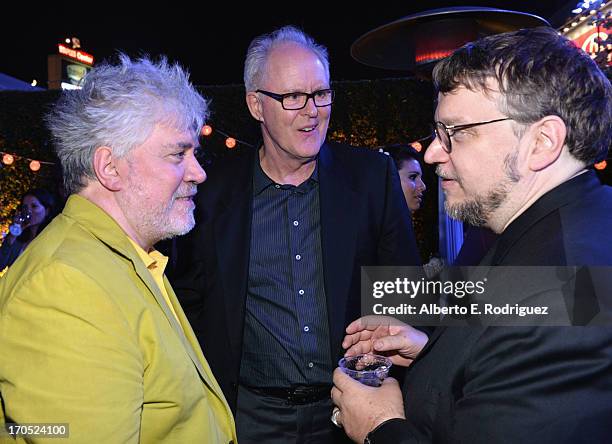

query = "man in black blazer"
[172,25,420,443]
[331,27,612,443]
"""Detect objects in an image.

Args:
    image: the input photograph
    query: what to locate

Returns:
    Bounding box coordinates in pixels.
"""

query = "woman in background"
[0,188,57,271]
[385,144,426,212]
[385,144,443,277]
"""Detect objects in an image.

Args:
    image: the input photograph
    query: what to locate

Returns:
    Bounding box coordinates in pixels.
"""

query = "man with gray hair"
[0,55,237,443]
[172,25,420,443]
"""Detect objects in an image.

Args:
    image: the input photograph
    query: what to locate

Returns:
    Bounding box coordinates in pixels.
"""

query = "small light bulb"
[29,160,41,172]
[2,153,14,165]
[594,160,607,170]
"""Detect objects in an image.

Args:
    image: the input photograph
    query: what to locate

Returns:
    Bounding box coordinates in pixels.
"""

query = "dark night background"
[2,0,607,263]
[1,1,574,87]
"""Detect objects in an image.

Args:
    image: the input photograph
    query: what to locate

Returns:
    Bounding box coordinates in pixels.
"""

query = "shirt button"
[308,362,314,368]
[295,254,302,261]
[298,289,305,295]
[303,325,310,332]
[293,220,299,226]
[275,184,280,189]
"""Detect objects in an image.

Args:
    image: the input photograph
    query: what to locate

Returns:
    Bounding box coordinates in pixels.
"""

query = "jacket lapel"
[318,143,360,353]
[125,241,223,390]
[64,195,229,402]
[214,149,255,358]
[164,278,233,407]
[131,257,184,332]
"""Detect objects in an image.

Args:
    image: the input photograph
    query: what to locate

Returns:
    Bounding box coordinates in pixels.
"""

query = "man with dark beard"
[331,27,612,443]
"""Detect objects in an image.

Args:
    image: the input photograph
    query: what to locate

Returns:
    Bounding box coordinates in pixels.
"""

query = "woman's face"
[398,158,427,211]
[22,195,49,227]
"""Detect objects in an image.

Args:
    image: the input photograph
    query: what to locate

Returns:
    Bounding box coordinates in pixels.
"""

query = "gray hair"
[243,25,330,91]
[47,54,209,195]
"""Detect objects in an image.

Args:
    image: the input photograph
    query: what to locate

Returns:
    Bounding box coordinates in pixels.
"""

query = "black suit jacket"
[372,171,612,443]
[172,142,420,411]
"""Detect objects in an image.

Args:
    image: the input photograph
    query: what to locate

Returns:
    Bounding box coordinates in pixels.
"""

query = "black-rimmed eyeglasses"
[256,89,335,110]
[432,117,512,153]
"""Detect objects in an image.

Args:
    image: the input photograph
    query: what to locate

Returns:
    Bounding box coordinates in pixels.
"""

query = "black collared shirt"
[239,155,332,388]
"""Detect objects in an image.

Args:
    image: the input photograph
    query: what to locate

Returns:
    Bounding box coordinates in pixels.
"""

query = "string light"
[199,123,434,153]
[0,151,54,170]
[410,133,434,151]
[2,153,14,165]
[201,125,213,136]
[594,160,607,170]
[199,124,255,149]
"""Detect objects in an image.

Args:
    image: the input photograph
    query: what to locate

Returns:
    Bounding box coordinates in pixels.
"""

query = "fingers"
[372,334,411,353]
[331,369,347,409]
[345,317,368,335]
[342,331,366,349]
[342,331,374,352]
[344,330,408,355]
[343,316,392,350]
[330,386,340,406]
[345,315,390,334]
[332,367,358,393]
[344,341,374,357]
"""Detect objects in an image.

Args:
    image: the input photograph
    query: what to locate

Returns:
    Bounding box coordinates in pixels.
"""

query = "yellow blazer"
[0,195,236,443]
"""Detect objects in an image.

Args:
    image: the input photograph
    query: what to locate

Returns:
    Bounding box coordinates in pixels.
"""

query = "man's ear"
[527,115,567,172]
[246,92,264,123]
[92,146,123,191]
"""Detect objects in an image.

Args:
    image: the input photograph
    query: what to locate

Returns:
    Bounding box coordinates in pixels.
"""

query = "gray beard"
[445,185,508,226]
[444,150,520,227]
[156,210,196,241]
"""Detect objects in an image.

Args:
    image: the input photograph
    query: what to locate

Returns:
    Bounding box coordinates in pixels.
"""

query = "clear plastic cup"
[338,354,392,387]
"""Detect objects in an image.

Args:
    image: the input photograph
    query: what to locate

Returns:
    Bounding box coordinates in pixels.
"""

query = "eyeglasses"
[432,117,512,153]
[256,89,335,110]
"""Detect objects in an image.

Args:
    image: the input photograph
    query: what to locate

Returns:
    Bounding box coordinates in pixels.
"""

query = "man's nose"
[187,155,207,184]
[301,97,319,117]
[424,135,449,165]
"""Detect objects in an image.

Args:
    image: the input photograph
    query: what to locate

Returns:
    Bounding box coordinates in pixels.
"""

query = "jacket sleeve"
[371,324,612,443]
[0,262,144,443]
[448,325,612,443]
